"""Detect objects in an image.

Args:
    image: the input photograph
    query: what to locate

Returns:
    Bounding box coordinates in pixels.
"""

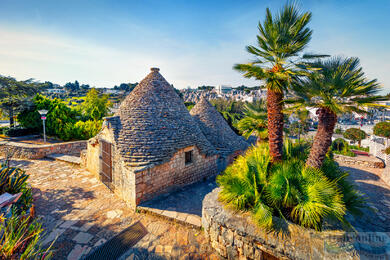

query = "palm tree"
[290,57,383,168]
[235,101,268,142]
[285,107,309,142]
[234,3,317,162]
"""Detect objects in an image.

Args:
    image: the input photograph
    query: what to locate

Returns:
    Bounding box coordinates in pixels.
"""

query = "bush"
[343,128,366,146]
[349,145,369,152]
[4,127,38,137]
[334,128,343,135]
[73,120,103,140]
[331,138,356,157]
[0,213,53,259]
[217,142,365,231]
[0,166,53,259]
[0,126,9,135]
[332,138,346,151]
[0,167,33,213]
[18,94,80,139]
[373,121,390,138]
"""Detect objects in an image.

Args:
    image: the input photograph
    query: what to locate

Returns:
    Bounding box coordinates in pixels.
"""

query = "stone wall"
[334,154,385,168]
[0,141,87,159]
[134,146,218,205]
[84,125,219,208]
[202,188,358,260]
[380,166,390,186]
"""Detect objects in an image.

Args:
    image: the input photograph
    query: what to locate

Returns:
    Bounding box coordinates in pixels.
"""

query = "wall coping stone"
[202,188,358,260]
[0,140,87,159]
[0,140,86,148]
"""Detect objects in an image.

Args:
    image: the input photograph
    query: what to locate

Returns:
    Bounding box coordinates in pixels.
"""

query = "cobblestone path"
[338,162,390,232]
[9,159,221,260]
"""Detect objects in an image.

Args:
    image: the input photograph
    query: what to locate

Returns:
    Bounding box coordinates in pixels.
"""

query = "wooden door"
[100,140,112,186]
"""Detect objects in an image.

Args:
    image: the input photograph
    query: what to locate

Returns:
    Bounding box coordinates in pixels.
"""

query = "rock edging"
[334,154,384,168]
[202,188,358,260]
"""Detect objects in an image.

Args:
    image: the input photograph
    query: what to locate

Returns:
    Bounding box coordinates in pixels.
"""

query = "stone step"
[137,206,202,229]
[46,153,81,165]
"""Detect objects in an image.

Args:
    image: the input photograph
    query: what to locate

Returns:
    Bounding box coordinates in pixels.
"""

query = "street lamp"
[38,110,48,143]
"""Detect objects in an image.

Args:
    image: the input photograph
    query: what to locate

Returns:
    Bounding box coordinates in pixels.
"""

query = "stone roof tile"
[190,97,249,155]
[114,68,217,166]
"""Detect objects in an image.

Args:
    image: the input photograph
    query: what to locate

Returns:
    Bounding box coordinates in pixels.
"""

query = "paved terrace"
[8,159,221,260]
[5,158,390,259]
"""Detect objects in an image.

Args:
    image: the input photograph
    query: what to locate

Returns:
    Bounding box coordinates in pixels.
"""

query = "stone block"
[73,232,93,244]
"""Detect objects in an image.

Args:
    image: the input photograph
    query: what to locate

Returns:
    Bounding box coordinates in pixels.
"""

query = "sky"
[0,0,389,91]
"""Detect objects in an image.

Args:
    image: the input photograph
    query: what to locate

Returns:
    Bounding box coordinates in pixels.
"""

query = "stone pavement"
[138,178,217,229]
[339,162,390,232]
[8,159,221,260]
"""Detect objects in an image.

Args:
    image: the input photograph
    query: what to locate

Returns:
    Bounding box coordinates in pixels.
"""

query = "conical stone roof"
[116,68,217,166]
[190,97,249,155]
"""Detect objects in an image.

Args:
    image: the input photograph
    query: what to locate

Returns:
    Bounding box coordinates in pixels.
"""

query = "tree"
[290,57,383,168]
[197,85,215,91]
[81,84,90,90]
[0,76,40,127]
[234,3,316,162]
[81,88,111,120]
[343,128,366,147]
[285,108,310,142]
[18,94,80,140]
[373,122,390,138]
[210,99,245,133]
[235,101,268,141]
[113,83,137,92]
[64,81,80,92]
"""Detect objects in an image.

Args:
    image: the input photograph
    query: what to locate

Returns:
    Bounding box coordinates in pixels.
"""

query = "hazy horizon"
[0,0,389,91]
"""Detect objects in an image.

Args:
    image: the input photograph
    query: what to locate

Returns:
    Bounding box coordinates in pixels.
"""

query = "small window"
[185,151,193,165]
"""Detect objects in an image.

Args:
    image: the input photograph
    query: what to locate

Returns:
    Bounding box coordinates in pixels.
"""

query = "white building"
[216,85,232,95]
[104,89,120,94]
[46,88,66,94]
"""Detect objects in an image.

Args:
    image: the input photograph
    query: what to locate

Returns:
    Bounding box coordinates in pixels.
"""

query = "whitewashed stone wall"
[368,136,390,185]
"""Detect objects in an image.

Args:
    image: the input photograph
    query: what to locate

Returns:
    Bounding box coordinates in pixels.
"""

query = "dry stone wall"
[334,154,385,168]
[0,141,86,159]
[202,188,358,260]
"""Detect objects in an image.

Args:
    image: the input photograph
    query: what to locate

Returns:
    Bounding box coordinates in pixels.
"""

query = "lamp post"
[38,110,48,143]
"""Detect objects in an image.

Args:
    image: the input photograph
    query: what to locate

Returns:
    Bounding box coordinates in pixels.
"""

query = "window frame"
[185,150,193,165]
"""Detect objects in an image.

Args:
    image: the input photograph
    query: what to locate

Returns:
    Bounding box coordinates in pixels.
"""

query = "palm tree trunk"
[306,108,337,168]
[267,89,284,162]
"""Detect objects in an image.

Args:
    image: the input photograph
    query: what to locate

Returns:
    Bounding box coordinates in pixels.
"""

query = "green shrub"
[332,138,347,152]
[17,94,102,141]
[18,94,80,140]
[333,149,356,157]
[0,126,9,135]
[0,167,33,212]
[4,127,38,137]
[349,145,369,152]
[331,138,356,157]
[217,142,365,231]
[73,120,102,140]
[373,121,390,138]
[334,128,343,134]
[0,213,53,259]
